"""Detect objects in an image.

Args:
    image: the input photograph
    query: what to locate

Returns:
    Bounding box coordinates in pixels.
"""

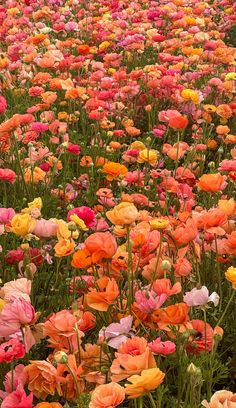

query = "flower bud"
[160,260,172,272]
[54,351,68,364]
[187,363,201,377]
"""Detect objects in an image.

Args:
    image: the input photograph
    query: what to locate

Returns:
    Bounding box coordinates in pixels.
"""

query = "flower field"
[0,0,236,407]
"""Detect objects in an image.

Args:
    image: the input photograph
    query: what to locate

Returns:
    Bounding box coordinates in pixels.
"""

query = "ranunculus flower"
[84,232,117,262]
[1,385,33,408]
[0,169,16,183]
[125,368,165,398]
[99,316,134,349]
[148,337,176,356]
[202,390,236,408]
[0,298,35,337]
[106,202,139,225]
[0,339,25,363]
[24,360,59,399]
[1,278,31,302]
[32,218,58,238]
[135,290,167,313]
[67,206,96,228]
[183,286,219,307]
[89,382,125,408]
[0,208,15,224]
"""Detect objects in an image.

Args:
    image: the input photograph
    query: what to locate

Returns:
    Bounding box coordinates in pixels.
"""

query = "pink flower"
[67,206,96,228]
[219,159,236,172]
[1,385,33,408]
[0,299,35,337]
[0,95,7,113]
[0,364,27,400]
[99,316,134,349]
[174,257,192,277]
[158,109,181,123]
[135,290,167,313]
[1,278,32,302]
[0,208,15,224]
[0,339,25,363]
[202,390,236,408]
[0,169,16,183]
[67,143,81,155]
[148,337,176,356]
[32,218,58,238]
[183,286,219,307]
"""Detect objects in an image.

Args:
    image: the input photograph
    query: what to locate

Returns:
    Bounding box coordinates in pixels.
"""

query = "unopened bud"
[54,351,68,364]
[187,363,201,377]
[160,260,172,272]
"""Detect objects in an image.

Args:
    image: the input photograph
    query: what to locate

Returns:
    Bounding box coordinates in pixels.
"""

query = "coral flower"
[89,382,125,408]
[188,320,214,353]
[110,337,156,382]
[125,368,165,398]
[106,202,139,225]
[86,277,119,312]
[169,115,189,129]
[84,232,117,263]
[152,279,182,297]
[202,390,236,408]
[172,219,198,246]
[1,385,33,408]
[102,161,127,181]
[148,337,176,356]
[0,339,25,363]
[198,174,227,192]
[224,232,236,256]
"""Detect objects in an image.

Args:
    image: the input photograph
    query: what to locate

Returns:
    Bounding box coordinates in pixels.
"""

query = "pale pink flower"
[99,316,134,349]
[183,286,219,307]
[202,390,236,408]
[1,278,31,302]
[32,218,58,238]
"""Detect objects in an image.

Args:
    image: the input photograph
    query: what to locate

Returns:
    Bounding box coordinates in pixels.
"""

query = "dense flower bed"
[0,0,236,407]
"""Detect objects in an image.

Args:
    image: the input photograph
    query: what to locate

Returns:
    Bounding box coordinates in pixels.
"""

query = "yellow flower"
[125,368,165,399]
[225,73,236,81]
[69,214,88,231]
[149,218,170,230]
[10,213,36,236]
[225,266,236,290]
[54,239,75,257]
[22,198,43,214]
[181,89,199,104]
[0,299,6,312]
[99,41,110,51]
[138,149,159,167]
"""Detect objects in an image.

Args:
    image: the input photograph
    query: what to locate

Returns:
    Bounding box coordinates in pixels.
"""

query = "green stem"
[216,290,235,327]
[65,363,80,399]
[148,392,157,408]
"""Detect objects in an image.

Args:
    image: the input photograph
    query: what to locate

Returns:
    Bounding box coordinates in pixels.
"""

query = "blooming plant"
[0,0,236,407]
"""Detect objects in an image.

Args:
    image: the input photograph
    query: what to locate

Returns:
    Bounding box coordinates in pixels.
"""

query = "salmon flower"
[125,368,165,398]
[24,360,59,399]
[84,232,117,263]
[86,277,119,312]
[89,382,125,408]
[172,219,198,246]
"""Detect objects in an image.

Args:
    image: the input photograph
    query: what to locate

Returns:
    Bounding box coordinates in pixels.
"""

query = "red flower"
[0,339,25,363]
[169,116,189,130]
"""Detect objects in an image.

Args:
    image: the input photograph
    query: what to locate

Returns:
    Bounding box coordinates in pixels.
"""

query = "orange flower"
[71,248,92,269]
[24,167,46,184]
[224,231,236,255]
[77,44,90,54]
[80,155,93,167]
[25,360,59,399]
[56,354,84,400]
[89,382,125,408]
[84,232,117,263]
[86,276,119,311]
[153,303,191,334]
[198,173,226,192]
[106,202,139,225]
[102,161,128,181]
[54,239,75,257]
[216,104,232,119]
[110,337,156,382]
[169,115,189,129]
[125,368,165,398]
[196,208,228,235]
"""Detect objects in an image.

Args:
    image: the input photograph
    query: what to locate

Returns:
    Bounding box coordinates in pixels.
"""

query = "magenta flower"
[99,316,134,349]
[183,286,219,307]
[148,337,176,356]
[67,206,96,228]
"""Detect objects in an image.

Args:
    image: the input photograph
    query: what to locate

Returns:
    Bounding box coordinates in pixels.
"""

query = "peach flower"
[25,360,60,399]
[110,337,156,382]
[106,202,139,225]
[89,382,125,408]
[86,277,119,312]
[202,390,236,408]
